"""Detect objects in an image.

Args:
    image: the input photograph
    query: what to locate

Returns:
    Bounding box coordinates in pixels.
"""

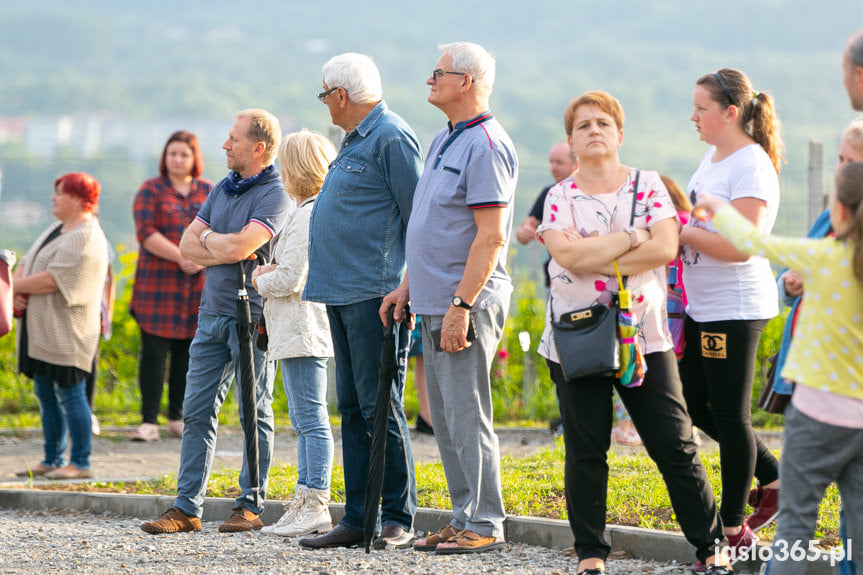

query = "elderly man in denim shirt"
[300,52,422,551]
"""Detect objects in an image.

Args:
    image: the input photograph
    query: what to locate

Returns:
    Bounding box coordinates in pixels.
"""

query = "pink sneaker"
[726,523,758,557]
[746,486,779,532]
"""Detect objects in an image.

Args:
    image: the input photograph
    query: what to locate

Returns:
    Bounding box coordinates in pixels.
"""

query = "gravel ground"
[0,508,717,575]
[1,428,775,573]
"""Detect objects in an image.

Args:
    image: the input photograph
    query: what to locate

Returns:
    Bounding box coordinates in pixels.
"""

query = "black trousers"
[138,330,192,423]
[678,317,779,527]
[549,350,723,564]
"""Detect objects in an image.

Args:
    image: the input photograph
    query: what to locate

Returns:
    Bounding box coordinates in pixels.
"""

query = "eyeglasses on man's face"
[431,68,465,81]
[317,86,340,103]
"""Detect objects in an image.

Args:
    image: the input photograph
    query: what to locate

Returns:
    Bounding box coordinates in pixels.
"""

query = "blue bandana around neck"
[223,165,275,196]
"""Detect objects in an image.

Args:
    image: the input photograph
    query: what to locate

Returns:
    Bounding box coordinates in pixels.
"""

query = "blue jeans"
[34,375,91,469]
[280,356,333,491]
[174,313,276,517]
[327,298,416,531]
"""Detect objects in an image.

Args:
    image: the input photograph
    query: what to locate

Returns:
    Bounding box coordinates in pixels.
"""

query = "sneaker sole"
[219,524,263,533]
[435,541,505,555]
[141,525,201,534]
[274,526,330,537]
[748,511,779,533]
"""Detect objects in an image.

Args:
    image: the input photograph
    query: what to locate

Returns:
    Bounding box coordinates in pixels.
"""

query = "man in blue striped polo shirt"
[382,41,518,555]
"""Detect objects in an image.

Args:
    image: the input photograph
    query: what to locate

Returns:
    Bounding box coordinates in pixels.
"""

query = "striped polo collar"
[447,111,494,132]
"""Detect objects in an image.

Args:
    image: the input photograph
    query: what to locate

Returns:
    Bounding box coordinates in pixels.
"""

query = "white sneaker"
[272,487,331,537]
[262,485,307,534]
[129,423,159,442]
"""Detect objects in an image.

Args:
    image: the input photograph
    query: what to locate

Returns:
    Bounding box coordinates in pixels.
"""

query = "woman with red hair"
[129,131,212,441]
[14,172,109,479]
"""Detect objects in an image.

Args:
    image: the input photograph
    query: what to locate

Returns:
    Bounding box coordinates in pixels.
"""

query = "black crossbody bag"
[550,170,640,381]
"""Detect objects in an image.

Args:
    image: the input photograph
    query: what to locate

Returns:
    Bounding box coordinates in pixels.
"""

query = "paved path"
[0,426,564,482]
[0,424,782,484]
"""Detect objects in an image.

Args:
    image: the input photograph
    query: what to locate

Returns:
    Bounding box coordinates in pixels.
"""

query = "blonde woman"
[253,129,336,537]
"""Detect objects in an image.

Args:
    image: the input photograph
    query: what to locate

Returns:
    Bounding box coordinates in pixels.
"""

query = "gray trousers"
[421,294,509,538]
[767,403,863,574]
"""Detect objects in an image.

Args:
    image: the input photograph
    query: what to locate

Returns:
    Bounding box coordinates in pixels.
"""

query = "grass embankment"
[27,438,842,546]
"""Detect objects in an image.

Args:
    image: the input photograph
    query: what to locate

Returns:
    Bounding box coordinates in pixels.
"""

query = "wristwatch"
[623,227,639,250]
[451,296,472,310]
[200,229,215,249]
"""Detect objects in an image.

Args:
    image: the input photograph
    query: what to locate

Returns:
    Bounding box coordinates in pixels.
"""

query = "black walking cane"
[235,254,265,509]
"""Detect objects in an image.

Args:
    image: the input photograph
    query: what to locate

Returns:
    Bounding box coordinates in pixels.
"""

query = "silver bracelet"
[200,229,214,249]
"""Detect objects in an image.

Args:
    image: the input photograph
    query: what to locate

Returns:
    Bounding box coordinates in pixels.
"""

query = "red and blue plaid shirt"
[130,176,212,339]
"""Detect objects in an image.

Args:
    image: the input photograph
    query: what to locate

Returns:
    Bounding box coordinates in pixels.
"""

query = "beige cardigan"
[256,197,333,360]
[18,220,108,372]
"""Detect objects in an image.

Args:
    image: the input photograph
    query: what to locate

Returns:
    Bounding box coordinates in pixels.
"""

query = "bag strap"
[614,169,640,293]
[629,169,640,226]
[552,169,641,317]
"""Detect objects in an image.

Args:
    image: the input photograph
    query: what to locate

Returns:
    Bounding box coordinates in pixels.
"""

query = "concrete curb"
[0,488,836,574]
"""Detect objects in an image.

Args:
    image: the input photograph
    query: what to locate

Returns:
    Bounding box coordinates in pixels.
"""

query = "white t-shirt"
[682,144,779,322]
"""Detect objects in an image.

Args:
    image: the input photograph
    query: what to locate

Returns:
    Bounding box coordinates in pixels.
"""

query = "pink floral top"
[537,169,677,363]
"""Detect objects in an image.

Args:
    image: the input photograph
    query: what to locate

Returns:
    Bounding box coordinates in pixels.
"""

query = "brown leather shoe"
[413,524,459,551]
[219,506,263,533]
[298,523,363,549]
[373,524,415,549]
[141,507,202,534]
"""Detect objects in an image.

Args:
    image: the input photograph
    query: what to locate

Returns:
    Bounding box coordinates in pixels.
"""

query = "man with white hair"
[382,42,518,554]
[300,52,422,550]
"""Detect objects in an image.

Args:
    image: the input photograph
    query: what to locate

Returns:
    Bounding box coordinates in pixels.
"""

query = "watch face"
[453,297,463,306]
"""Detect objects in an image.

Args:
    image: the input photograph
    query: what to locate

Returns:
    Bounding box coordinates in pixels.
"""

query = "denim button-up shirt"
[304,101,423,306]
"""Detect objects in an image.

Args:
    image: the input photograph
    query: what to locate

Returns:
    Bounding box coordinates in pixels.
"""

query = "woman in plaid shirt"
[129,131,213,442]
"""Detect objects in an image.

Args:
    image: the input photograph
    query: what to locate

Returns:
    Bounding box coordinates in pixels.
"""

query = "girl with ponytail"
[678,68,784,564]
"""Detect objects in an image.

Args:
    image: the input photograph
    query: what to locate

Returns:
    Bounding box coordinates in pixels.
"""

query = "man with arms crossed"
[141,109,287,534]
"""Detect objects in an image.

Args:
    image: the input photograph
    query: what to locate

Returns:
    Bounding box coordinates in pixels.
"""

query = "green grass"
[31,438,842,545]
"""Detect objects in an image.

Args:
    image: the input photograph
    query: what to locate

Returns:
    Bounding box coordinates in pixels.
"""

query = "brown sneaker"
[141,507,202,534]
[219,506,264,533]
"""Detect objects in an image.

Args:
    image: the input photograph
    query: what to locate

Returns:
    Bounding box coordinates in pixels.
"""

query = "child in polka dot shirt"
[695,161,863,571]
